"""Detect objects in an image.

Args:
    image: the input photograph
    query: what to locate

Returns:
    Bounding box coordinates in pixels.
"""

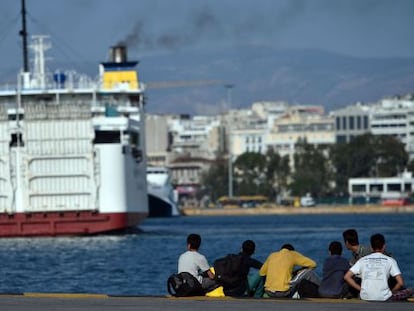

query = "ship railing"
[1,76,146,94]
[0,80,100,93]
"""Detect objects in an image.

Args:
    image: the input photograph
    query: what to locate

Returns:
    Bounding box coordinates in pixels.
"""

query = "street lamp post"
[225,84,234,198]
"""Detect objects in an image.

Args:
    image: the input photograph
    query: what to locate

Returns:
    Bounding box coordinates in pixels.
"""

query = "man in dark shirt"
[224,240,263,296]
[318,241,350,298]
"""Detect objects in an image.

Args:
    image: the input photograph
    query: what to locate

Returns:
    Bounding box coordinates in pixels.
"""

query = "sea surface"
[0,213,413,296]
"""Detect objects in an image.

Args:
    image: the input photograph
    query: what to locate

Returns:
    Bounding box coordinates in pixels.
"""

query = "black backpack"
[297,279,320,298]
[167,272,204,297]
[213,253,244,289]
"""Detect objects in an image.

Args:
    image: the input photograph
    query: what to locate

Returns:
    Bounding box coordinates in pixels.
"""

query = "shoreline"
[181,204,414,216]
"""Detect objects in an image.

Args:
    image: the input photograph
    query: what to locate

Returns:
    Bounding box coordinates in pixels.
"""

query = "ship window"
[8,113,24,121]
[94,130,121,143]
[10,133,24,147]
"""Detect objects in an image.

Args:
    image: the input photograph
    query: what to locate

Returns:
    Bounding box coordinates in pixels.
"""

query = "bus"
[217,196,268,208]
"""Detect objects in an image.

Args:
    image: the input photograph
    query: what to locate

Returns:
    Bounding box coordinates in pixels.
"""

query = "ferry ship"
[0,35,148,236]
[147,167,180,217]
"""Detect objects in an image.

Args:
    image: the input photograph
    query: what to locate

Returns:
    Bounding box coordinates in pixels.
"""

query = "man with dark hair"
[342,229,371,265]
[259,243,318,298]
[318,241,350,298]
[344,233,413,301]
[178,233,216,291]
[239,240,263,295]
[242,239,256,256]
[220,239,263,297]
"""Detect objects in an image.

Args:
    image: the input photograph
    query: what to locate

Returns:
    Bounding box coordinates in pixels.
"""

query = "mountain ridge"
[137,45,414,114]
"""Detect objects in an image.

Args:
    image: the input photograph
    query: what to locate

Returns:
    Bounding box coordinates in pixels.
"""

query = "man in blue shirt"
[318,241,350,298]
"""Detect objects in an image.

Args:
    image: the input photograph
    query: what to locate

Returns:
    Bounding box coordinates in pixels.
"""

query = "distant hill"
[137,45,414,115]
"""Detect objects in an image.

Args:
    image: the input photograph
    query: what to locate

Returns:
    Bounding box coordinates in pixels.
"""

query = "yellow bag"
[205,267,225,297]
[206,286,225,297]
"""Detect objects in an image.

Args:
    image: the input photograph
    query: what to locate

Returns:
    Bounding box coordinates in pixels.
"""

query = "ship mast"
[20,0,29,73]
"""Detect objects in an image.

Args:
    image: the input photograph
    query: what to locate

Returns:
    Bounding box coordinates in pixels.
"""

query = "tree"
[330,133,409,194]
[373,135,408,177]
[265,148,290,201]
[199,157,228,202]
[290,139,332,197]
[233,152,268,196]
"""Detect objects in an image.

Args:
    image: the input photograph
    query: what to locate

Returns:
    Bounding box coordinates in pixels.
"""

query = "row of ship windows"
[8,130,138,146]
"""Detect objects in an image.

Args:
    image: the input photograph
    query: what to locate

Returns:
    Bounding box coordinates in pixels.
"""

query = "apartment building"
[168,115,224,158]
[147,114,225,202]
[370,96,414,157]
[225,110,267,157]
[227,101,293,156]
[330,95,414,157]
[266,106,335,158]
[330,103,370,143]
[146,114,171,166]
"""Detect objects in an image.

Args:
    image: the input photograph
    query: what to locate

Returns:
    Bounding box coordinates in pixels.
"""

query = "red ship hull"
[0,211,148,237]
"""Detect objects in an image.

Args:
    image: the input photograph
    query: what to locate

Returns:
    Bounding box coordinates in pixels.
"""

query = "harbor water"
[0,213,413,296]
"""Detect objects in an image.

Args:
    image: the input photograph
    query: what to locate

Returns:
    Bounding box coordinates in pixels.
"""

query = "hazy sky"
[0,0,413,70]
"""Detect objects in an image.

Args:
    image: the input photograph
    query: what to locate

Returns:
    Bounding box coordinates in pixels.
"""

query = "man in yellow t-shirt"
[259,243,317,298]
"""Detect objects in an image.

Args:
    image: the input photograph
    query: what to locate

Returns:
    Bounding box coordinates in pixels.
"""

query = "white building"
[168,115,225,159]
[266,106,335,158]
[349,171,414,203]
[330,103,371,143]
[370,96,414,157]
[146,114,170,166]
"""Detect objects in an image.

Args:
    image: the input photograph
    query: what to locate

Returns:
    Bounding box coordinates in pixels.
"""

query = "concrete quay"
[182,205,414,216]
[0,294,413,311]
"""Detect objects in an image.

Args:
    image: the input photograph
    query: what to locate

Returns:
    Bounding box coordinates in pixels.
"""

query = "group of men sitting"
[172,229,413,302]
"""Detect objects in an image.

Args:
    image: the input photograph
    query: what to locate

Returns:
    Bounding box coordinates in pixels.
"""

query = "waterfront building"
[226,101,291,157]
[266,106,335,159]
[155,114,225,205]
[168,156,213,205]
[231,125,266,156]
[330,103,371,143]
[349,170,414,204]
[168,115,224,159]
[369,95,414,158]
[330,95,414,158]
[146,114,170,166]
[225,109,268,157]
[251,100,289,125]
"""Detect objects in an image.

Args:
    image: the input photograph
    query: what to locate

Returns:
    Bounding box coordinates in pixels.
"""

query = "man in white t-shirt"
[178,233,216,291]
[344,233,413,301]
